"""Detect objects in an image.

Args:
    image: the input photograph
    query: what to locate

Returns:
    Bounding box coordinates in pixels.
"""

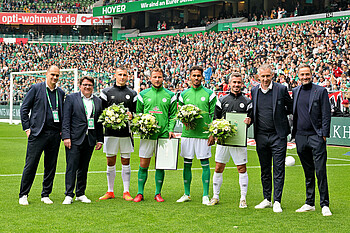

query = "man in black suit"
[246,64,292,213]
[292,64,332,216]
[19,65,65,205]
[61,76,103,204]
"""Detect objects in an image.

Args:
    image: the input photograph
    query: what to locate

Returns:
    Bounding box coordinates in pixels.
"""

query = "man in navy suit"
[61,76,103,204]
[292,64,332,216]
[246,64,292,213]
[19,65,65,205]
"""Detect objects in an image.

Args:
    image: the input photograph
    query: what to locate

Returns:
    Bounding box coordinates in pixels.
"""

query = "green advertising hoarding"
[328,117,350,147]
[93,0,218,16]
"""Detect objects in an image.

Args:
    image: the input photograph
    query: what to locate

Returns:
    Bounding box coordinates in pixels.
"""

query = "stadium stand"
[1,18,350,115]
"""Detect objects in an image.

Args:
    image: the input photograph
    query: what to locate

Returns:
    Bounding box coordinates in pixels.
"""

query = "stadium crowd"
[1,18,350,113]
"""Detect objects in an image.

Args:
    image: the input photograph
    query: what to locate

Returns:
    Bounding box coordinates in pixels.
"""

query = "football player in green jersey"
[133,68,177,202]
[176,66,217,205]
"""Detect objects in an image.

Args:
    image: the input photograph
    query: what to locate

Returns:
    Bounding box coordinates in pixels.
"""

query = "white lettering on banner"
[333,125,341,138]
[0,13,109,25]
[139,0,193,9]
[102,5,126,14]
[343,126,350,138]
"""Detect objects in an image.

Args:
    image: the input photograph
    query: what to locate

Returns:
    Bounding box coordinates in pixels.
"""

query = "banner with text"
[93,0,218,16]
[0,13,113,25]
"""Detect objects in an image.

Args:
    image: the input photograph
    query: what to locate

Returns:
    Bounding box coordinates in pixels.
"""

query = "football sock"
[213,172,223,200]
[239,171,248,200]
[137,166,148,195]
[201,159,210,197]
[106,165,116,193]
[183,158,192,196]
[155,169,165,195]
[121,164,131,193]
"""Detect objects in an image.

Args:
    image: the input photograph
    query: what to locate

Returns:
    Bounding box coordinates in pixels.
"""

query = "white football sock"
[213,172,223,200]
[106,165,116,193]
[239,172,248,200]
[121,164,131,193]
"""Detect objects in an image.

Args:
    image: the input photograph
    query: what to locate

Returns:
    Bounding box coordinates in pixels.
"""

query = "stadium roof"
[93,0,221,17]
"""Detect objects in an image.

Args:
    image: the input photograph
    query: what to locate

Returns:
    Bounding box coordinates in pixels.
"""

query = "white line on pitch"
[1,163,350,177]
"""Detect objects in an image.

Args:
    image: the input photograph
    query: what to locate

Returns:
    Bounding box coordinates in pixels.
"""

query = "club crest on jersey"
[111,96,115,99]
[225,104,229,108]
[148,98,151,102]
[240,103,245,108]
[125,95,130,99]
[149,106,162,114]
[201,97,205,101]
[162,98,167,102]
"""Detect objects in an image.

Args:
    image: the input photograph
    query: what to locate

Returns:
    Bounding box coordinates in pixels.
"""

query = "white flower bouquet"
[98,103,128,130]
[177,104,204,130]
[207,119,238,143]
[130,113,160,139]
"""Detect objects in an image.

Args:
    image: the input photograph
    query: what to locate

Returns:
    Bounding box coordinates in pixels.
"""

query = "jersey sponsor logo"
[162,98,167,102]
[149,106,163,114]
[240,103,245,108]
[201,97,205,101]
[225,104,229,108]
[111,96,115,99]
[125,94,130,99]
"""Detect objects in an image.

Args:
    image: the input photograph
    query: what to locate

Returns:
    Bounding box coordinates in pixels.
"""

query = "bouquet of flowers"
[130,113,160,139]
[207,119,238,143]
[98,103,128,130]
[177,104,204,130]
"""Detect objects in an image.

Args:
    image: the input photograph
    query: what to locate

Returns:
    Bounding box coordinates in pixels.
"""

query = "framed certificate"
[155,138,180,170]
[221,112,247,147]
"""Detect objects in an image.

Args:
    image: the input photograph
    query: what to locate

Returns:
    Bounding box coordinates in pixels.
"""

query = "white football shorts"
[215,145,247,165]
[103,136,134,158]
[139,139,157,158]
[180,137,212,160]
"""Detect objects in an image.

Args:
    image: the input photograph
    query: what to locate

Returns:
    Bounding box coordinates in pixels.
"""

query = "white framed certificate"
[155,138,179,170]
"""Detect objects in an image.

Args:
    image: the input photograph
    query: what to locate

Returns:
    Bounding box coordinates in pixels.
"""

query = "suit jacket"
[62,92,103,146]
[20,82,65,136]
[249,82,293,139]
[292,83,331,138]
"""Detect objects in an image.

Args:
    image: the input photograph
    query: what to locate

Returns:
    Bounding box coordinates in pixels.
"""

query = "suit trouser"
[255,133,286,202]
[19,130,61,198]
[65,135,94,198]
[295,134,329,207]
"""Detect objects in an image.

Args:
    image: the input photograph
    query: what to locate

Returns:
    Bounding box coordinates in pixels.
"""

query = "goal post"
[7,68,78,124]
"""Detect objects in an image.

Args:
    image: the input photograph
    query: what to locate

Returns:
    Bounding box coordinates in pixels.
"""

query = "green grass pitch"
[0,122,349,232]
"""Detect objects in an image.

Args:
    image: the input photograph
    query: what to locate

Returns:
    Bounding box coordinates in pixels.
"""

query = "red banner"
[0,13,113,25]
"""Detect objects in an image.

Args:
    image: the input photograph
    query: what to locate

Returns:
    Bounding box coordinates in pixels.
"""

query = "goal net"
[3,69,78,124]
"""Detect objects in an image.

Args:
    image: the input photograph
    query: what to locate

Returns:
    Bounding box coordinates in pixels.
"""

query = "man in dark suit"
[19,65,65,205]
[246,64,292,213]
[292,64,332,216]
[61,76,103,204]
